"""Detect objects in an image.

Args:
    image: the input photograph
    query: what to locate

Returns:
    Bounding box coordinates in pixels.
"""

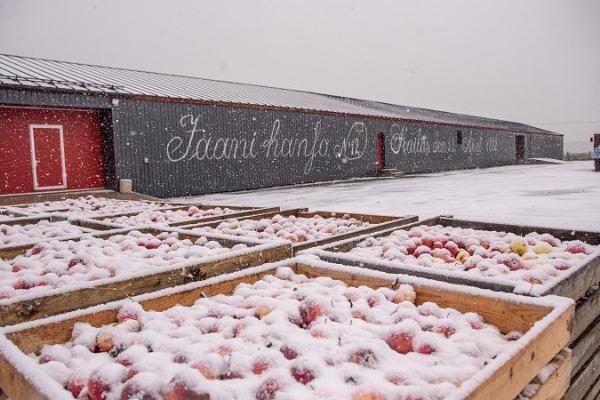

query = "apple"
[510,239,528,256]
[120,381,160,400]
[533,243,552,254]
[349,349,377,368]
[66,377,85,398]
[96,330,114,353]
[353,391,385,400]
[291,366,315,385]
[165,380,208,400]
[386,332,413,354]
[433,324,456,338]
[87,376,111,400]
[252,360,270,375]
[299,301,325,327]
[255,305,272,320]
[280,345,298,360]
[416,344,435,354]
[256,378,282,400]
[455,250,470,263]
[414,246,432,258]
[191,361,218,380]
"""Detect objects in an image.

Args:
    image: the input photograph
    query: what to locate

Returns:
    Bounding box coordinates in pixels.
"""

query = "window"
[456,130,463,145]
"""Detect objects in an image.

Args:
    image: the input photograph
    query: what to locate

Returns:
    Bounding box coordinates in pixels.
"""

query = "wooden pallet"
[181,208,418,254]
[0,226,292,326]
[0,258,573,400]
[305,216,600,393]
[93,204,280,227]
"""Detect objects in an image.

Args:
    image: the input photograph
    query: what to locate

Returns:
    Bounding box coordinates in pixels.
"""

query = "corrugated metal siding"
[0,82,565,198]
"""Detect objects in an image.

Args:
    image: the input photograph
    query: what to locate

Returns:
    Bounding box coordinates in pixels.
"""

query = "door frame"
[29,124,67,190]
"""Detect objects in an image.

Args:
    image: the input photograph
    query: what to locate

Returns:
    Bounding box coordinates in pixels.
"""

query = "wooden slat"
[584,376,600,400]
[584,378,600,400]
[571,284,600,343]
[516,349,571,400]
[571,314,600,377]
[567,346,600,400]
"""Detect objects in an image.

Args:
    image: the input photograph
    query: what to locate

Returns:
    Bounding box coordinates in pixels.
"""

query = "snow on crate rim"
[1,254,572,335]
[0,256,573,400]
[0,259,296,335]
[0,231,285,307]
[306,246,600,297]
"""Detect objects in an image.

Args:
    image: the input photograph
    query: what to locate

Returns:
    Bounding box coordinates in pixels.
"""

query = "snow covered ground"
[172,161,600,232]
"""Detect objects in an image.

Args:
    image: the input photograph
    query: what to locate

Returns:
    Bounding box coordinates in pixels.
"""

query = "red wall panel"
[0,107,105,195]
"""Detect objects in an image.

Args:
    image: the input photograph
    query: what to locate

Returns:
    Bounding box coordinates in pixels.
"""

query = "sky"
[0,0,599,151]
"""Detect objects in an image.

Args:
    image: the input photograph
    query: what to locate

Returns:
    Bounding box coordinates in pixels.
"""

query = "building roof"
[0,53,560,135]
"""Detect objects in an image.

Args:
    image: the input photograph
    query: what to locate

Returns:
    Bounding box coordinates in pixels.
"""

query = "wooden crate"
[7,196,175,216]
[0,226,292,326]
[305,216,600,395]
[0,257,573,400]
[94,204,280,227]
[181,208,418,254]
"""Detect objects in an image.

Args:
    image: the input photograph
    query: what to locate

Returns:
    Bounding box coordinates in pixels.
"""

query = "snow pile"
[346,225,598,288]
[197,213,371,243]
[30,267,518,400]
[0,230,247,301]
[0,220,91,247]
[22,195,174,217]
[104,206,236,226]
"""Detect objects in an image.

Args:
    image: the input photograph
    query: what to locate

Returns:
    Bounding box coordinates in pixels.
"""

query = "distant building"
[0,54,563,197]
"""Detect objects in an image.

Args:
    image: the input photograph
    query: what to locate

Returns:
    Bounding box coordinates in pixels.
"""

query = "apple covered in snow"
[349,225,599,286]
[198,213,371,243]
[105,207,236,226]
[0,220,90,247]
[0,230,247,300]
[22,195,174,217]
[32,267,519,399]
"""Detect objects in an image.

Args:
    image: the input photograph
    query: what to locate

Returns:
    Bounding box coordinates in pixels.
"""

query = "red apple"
[280,345,298,360]
[299,301,325,327]
[416,344,435,355]
[256,378,282,400]
[386,332,413,354]
[165,380,208,400]
[252,360,269,375]
[291,367,315,385]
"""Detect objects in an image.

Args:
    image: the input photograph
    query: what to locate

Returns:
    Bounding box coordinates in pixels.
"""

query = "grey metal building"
[0,54,563,198]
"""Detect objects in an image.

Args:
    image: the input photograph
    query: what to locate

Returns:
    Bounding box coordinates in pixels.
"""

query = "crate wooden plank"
[571,284,600,343]
[184,208,418,255]
[571,314,600,377]
[0,259,573,400]
[515,349,571,400]
[0,227,292,326]
[585,377,600,400]
[566,345,600,400]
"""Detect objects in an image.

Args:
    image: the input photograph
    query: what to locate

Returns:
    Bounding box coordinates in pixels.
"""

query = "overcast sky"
[1,0,599,149]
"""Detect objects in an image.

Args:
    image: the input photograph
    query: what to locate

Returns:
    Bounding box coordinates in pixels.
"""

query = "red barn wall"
[0,107,105,195]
